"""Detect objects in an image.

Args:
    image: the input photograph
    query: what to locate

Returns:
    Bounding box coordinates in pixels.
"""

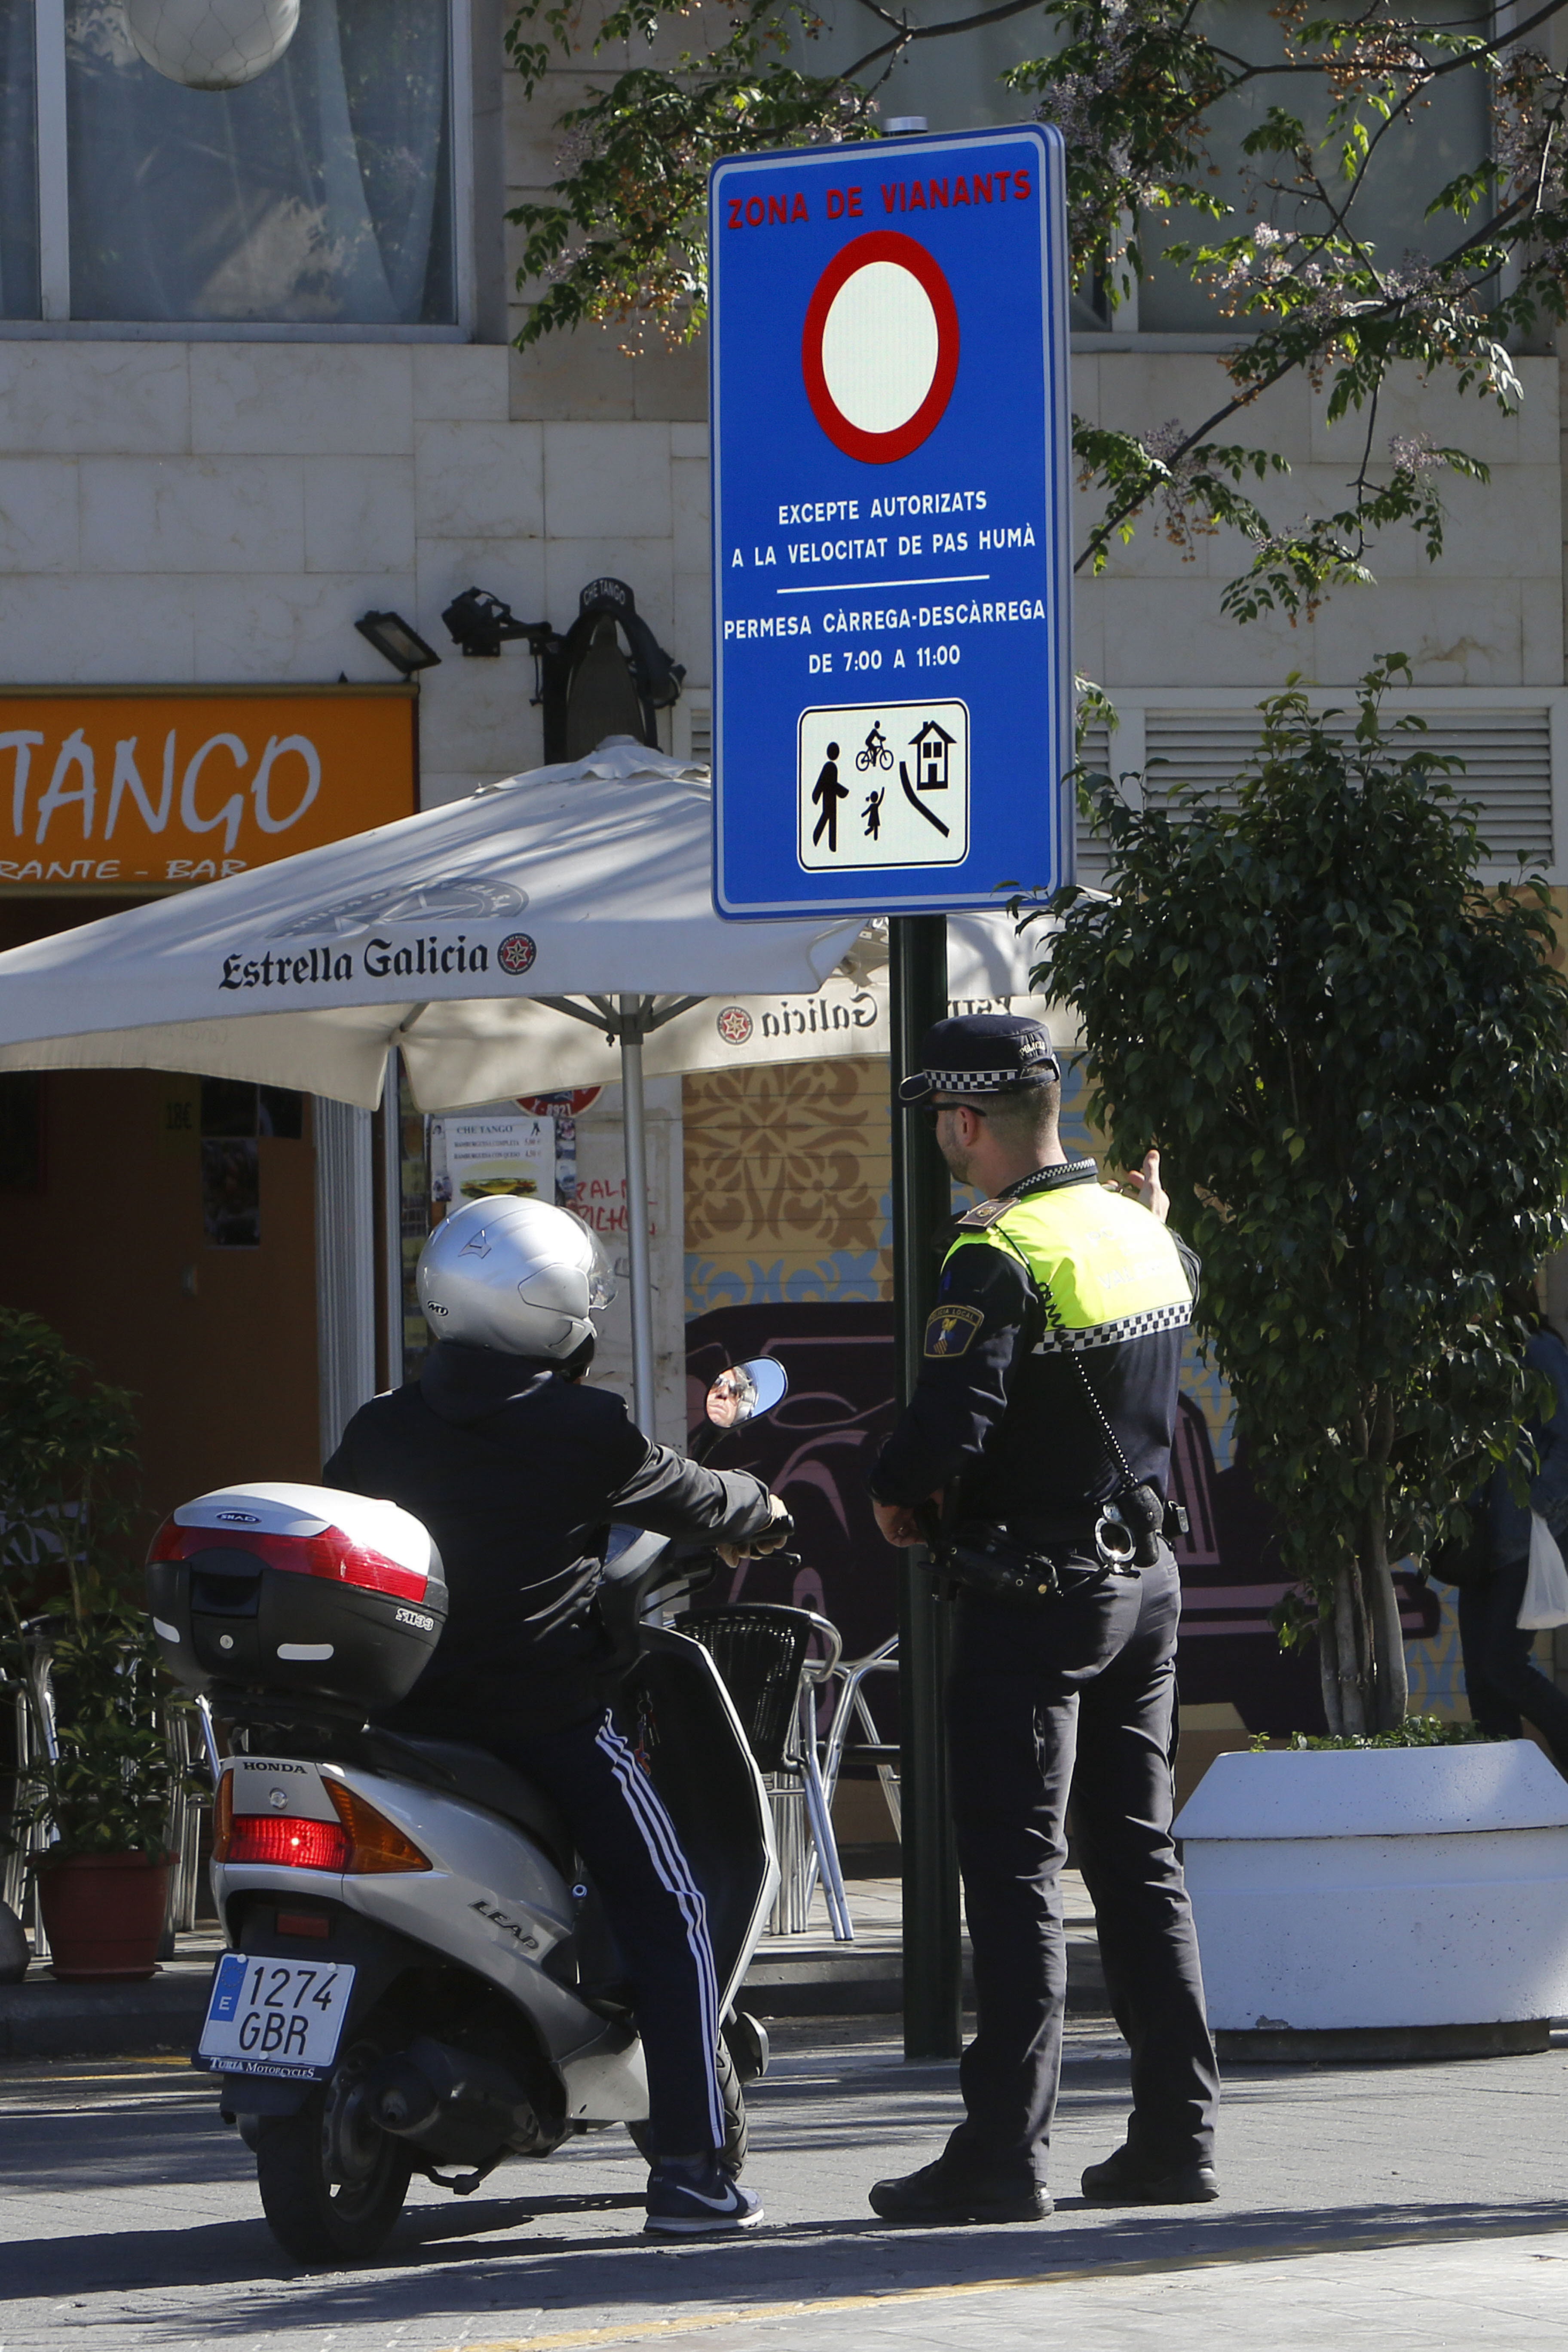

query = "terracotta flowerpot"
[36,1852,171,1982]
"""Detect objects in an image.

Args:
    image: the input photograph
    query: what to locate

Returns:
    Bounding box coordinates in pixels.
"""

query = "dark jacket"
[325,1340,773,1731]
[870,1159,1192,1530]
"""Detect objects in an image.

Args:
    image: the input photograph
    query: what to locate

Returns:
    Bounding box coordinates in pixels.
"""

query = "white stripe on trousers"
[594,1712,725,2151]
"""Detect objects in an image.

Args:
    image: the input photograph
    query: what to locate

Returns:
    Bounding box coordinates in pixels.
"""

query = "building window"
[3,0,456,326]
[0,0,39,318]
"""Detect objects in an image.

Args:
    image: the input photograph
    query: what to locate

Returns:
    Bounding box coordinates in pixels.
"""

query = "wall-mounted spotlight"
[441,587,554,661]
[355,610,442,678]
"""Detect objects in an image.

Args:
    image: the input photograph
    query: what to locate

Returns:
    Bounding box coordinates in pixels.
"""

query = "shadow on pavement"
[4,2192,1567,2321]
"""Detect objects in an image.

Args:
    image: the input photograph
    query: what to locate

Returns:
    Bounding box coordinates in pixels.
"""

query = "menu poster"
[515,1089,602,1205]
[431,1113,555,1208]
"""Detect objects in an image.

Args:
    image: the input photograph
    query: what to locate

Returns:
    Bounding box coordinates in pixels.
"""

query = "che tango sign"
[0,689,416,889]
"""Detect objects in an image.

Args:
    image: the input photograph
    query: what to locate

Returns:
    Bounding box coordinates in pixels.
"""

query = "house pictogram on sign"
[910,718,957,793]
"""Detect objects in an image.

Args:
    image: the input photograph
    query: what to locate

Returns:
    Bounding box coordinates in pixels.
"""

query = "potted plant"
[0,1309,183,1982]
[1034,658,1568,2049]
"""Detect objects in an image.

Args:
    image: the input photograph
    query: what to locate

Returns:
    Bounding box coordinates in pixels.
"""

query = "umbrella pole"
[618,998,657,1436]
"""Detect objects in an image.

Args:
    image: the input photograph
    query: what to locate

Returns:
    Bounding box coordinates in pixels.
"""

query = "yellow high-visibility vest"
[943,1180,1193,1353]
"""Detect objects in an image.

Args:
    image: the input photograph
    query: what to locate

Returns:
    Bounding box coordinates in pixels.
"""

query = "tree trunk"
[1364,1553,1409,1730]
[1361,1398,1409,1732]
[1319,1603,1346,1736]
[1324,1559,1369,1736]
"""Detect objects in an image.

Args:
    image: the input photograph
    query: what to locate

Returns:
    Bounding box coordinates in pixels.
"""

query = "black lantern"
[437,578,684,763]
[544,579,684,763]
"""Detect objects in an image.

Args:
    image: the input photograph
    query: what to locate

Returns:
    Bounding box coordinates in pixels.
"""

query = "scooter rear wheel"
[255,2047,414,2265]
[628,2032,748,2174]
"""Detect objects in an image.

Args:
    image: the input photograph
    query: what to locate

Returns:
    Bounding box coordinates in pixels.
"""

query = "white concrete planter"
[1172,1740,1568,2037]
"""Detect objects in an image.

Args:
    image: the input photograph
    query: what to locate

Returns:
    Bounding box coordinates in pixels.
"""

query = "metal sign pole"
[618,998,658,1435]
[381,1048,404,1393]
[890,912,962,2061]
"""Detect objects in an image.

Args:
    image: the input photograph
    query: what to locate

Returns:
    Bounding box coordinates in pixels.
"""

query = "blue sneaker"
[644,2156,764,2234]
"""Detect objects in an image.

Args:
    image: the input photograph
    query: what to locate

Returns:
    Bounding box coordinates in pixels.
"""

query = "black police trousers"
[943,1544,1219,2189]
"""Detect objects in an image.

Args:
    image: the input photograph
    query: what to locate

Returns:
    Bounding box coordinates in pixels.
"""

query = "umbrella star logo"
[498,932,537,975]
[715,1006,753,1046]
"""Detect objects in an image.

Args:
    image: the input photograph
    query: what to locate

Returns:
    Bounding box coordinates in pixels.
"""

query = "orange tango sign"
[0,689,416,888]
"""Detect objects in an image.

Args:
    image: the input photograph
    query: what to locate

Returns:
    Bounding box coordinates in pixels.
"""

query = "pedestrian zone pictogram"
[799,701,969,870]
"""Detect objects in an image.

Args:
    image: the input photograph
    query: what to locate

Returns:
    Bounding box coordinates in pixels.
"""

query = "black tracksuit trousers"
[943,1546,1219,2190]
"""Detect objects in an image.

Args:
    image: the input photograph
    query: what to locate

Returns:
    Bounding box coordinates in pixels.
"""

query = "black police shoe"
[868,2158,1051,2226]
[1080,2145,1219,2204]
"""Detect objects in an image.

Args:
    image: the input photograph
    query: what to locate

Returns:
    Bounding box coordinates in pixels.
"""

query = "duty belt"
[937,1491,1189,1611]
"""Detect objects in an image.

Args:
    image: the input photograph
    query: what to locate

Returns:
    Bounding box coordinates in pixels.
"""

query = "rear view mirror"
[704,1358,788,1429]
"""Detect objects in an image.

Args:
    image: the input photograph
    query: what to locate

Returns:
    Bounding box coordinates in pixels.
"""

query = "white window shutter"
[1138,707,1556,874]
[1074,717,1115,886]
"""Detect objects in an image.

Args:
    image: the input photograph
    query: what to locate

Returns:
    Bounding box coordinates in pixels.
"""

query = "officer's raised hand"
[1113,1146,1169,1223]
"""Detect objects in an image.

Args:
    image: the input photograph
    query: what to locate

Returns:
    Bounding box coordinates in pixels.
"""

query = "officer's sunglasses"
[923,1101,989,1128]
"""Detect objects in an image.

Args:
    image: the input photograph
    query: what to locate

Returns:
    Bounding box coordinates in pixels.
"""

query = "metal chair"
[5,1629,214,1961]
[1,1645,56,1960]
[682,1603,855,1941]
[821,1633,901,1841]
[159,1703,211,1949]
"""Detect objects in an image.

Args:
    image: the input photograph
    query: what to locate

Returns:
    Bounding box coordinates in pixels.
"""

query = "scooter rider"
[325,1195,790,2235]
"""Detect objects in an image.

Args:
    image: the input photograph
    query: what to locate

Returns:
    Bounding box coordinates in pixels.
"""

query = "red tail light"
[212,1773,430,1874]
[147,1516,428,1602]
[225,1815,352,1871]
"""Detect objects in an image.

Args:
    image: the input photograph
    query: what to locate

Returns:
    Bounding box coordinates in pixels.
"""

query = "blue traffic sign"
[709,125,1072,920]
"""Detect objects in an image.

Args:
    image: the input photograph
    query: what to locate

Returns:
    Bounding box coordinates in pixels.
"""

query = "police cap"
[897,1013,1060,1106]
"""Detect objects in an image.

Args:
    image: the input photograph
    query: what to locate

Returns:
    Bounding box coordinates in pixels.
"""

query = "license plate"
[198,1953,357,2079]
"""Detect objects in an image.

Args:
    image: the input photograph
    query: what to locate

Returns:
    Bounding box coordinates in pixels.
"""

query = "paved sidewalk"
[0,1872,1106,2053]
[2,2012,1565,2352]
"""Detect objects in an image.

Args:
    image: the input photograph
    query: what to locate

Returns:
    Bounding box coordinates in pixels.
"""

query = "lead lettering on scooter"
[470,1899,540,1952]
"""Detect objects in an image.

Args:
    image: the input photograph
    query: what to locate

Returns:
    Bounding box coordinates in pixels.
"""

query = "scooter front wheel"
[628,2032,748,2174]
[255,2045,414,2265]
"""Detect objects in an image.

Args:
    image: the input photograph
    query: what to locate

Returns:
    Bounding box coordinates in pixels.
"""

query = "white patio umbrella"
[0,739,1054,1429]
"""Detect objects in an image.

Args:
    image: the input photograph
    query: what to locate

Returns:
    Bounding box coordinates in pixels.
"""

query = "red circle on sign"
[801,232,960,466]
[516,1087,603,1117]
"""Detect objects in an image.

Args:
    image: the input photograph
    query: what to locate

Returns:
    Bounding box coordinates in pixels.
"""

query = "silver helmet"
[417,1197,616,1361]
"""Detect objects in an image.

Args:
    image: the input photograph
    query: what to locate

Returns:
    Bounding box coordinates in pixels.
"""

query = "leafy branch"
[505,0,1568,614]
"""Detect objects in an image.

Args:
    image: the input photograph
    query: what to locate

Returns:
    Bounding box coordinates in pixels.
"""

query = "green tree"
[1031,660,1568,1732]
[0,1310,175,1859]
[503,0,1567,619]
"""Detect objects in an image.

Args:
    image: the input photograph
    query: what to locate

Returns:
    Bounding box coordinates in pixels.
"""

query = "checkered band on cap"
[924,1066,1044,1093]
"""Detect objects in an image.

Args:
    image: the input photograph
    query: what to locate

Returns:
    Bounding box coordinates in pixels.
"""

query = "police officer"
[326,1194,790,2235]
[867,1013,1219,2225]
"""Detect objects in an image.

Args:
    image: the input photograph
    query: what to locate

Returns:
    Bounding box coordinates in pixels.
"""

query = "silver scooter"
[156,1364,788,2266]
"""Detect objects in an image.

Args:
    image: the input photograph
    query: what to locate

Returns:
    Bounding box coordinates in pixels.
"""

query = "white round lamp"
[121,0,301,91]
